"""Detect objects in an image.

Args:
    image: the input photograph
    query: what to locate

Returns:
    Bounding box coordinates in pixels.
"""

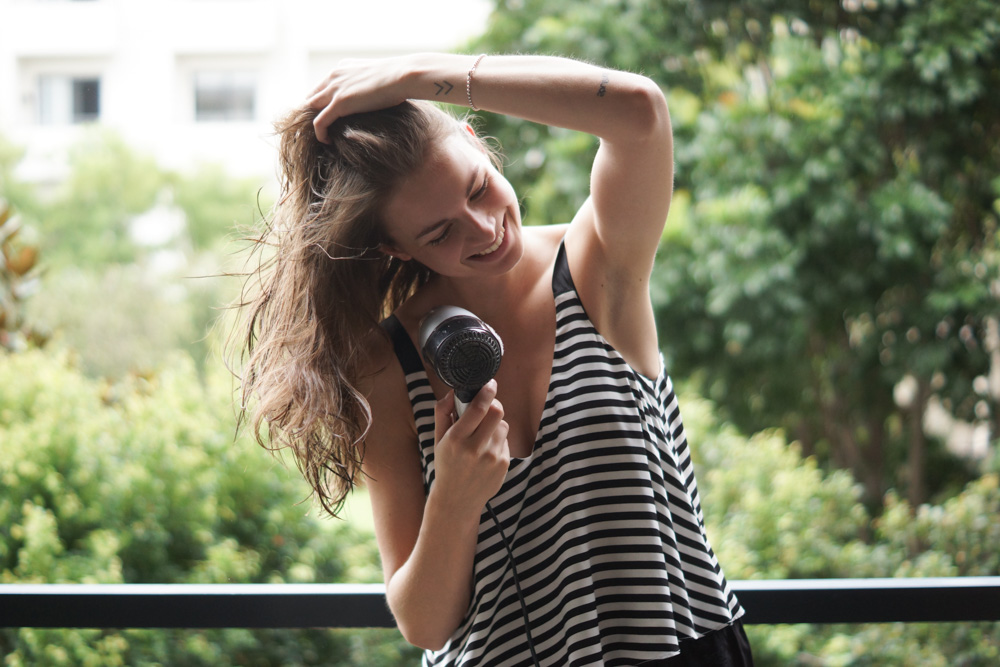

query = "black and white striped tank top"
[383,242,743,666]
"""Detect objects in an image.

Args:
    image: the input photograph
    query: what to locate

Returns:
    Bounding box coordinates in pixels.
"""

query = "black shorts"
[639,621,754,666]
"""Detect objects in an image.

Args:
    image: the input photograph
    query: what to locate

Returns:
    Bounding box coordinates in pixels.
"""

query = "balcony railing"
[2,578,998,628]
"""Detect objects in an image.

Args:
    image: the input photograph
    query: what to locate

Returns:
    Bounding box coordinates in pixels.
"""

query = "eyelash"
[427,175,491,247]
[428,229,450,247]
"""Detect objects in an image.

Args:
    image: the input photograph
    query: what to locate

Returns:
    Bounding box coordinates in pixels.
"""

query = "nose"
[461,206,496,240]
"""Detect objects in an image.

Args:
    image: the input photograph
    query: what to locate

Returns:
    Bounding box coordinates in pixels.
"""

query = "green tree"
[40,129,166,268]
[0,130,264,379]
[172,163,269,254]
[0,136,41,225]
[470,0,1000,506]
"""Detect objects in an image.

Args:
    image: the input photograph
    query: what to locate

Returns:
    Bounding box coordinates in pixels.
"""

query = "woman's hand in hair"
[307,57,411,142]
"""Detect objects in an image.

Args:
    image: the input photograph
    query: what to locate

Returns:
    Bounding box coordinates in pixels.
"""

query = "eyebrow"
[414,167,483,240]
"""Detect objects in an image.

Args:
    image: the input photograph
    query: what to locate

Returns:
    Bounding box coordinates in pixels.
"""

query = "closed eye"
[424,173,488,247]
[427,224,451,246]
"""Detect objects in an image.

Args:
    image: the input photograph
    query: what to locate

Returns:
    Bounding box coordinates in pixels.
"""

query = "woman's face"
[380,132,522,278]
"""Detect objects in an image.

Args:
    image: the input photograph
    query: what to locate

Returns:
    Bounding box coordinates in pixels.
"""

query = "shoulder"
[526,221,569,246]
[359,325,418,461]
[360,324,397,383]
[520,222,569,270]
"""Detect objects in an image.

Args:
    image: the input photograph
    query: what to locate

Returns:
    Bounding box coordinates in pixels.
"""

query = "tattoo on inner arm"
[434,80,455,96]
[597,72,610,97]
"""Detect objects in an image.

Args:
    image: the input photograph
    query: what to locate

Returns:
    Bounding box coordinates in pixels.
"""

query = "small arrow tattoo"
[434,80,455,96]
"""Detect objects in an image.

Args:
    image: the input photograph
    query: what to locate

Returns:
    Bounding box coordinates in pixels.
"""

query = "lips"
[474,218,506,257]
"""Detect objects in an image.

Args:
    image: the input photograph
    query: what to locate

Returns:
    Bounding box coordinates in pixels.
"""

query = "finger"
[312,106,338,144]
[495,420,511,457]
[452,380,499,435]
[307,77,334,100]
[470,398,506,448]
[434,391,456,444]
[306,89,330,112]
[484,417,511,476]
[484,414,510,452]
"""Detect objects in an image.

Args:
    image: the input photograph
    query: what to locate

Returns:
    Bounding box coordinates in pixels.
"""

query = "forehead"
[382,134,482,237]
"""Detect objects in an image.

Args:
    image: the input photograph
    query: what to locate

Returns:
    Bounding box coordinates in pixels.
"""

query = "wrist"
[403,53,481,108]
[424,483,485,532]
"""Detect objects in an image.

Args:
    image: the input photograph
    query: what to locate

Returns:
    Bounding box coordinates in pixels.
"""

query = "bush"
[681,391,1000,665]
[0,347,418,665]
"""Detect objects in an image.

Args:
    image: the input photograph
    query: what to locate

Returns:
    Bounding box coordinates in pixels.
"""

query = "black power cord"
[485,501,541,667]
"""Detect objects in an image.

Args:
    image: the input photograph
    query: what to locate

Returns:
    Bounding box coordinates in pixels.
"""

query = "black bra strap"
[551,240,575,297]
[381,314,425,376]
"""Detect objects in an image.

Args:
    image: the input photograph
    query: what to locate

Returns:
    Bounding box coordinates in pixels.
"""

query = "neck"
[436,233,550,323]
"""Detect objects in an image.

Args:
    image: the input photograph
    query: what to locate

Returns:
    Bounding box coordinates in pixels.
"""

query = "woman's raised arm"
[308,53,672,269]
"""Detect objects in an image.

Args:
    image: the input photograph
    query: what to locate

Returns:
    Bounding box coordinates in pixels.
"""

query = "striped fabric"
[383,242,743,666]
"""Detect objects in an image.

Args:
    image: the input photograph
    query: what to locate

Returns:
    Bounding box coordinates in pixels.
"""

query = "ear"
[379,243,412,262]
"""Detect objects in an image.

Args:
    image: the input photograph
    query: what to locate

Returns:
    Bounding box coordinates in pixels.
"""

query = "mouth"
[474,217,506,257]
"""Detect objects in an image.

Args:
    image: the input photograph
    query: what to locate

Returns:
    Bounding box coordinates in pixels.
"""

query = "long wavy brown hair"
[232,100,482,517]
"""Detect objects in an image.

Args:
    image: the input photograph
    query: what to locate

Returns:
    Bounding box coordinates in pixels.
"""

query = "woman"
[237,53,752,665]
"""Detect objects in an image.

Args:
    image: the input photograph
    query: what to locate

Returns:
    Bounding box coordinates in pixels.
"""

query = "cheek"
[417,241,464,269]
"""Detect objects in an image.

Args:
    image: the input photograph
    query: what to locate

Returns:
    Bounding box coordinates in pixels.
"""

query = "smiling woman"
[232,52,753,666]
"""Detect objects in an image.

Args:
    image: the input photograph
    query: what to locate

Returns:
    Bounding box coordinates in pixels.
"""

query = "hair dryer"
[418,306,504,416]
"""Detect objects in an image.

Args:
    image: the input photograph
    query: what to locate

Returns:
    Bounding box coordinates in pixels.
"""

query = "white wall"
[0,0,492,185]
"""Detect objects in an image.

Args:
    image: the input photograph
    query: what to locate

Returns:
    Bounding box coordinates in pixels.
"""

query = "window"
[38,75,101,124]
[193,71,256,122]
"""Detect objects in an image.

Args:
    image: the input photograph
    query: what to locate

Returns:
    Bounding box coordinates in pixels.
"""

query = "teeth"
[476,222,505,256]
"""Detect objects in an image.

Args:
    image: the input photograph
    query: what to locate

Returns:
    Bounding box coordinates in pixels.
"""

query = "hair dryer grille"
[437,329,503,394]
[418,306,504,409]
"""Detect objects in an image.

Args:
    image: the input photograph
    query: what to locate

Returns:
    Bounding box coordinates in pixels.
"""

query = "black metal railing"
[1,578,998,628]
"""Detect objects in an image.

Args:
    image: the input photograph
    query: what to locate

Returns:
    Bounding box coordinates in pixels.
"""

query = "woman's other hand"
[430,380,510,513]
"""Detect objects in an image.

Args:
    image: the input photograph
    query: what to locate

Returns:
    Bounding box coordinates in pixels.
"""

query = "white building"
[0,0,492,186]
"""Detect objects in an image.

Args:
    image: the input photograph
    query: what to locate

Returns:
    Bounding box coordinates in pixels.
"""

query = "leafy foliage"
[0,128,264,379]
[470,0,1000,507]
[0,348,419,665]
[39,129,165,268]
[171,163,270,254]
[2,348,995,664]
[682,391,1000,665]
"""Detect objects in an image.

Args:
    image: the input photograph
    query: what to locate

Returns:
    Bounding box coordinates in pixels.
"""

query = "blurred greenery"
[0,125,264,378]
[0,0,998,664]
[41,130,165,268]
[0,347,419,665]
[682,391,1000,665]
[469,0,1000,510]
[0,348,996,663]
